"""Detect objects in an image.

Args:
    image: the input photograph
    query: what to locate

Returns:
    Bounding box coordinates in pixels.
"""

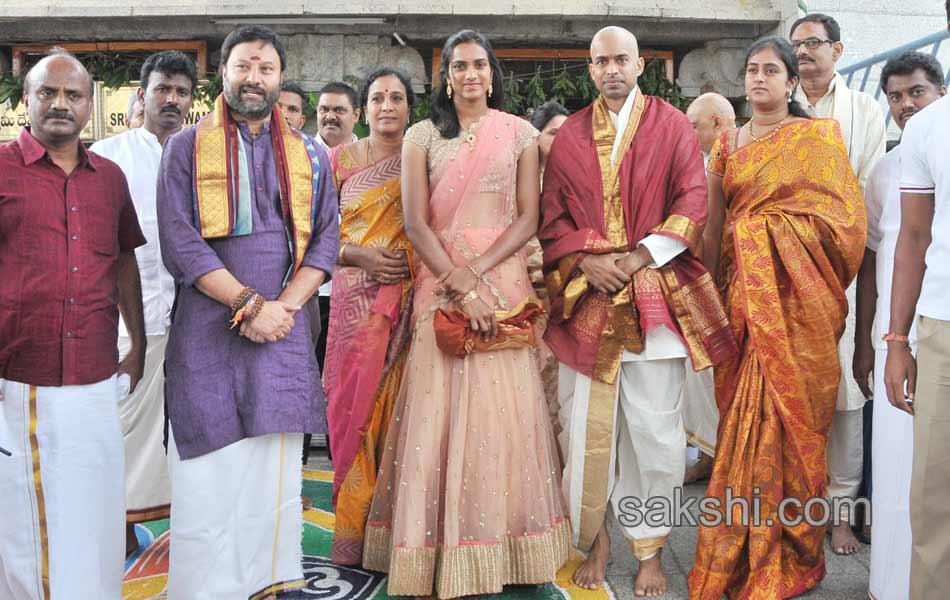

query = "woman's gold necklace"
[462,110,489,149]
[748,115,789,142]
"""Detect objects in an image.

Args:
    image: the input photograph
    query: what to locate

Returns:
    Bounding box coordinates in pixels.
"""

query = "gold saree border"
[652,214,702,255]
[592,91,646,248]
[684,429,715,457]
[193,98,232,239]
[29,385,51,600]
[363,520,571,599]
[126,504,171,525]
[588,92,648,385]
[248,578,307,600]
[281,118,316,276]
[577,378,617,551]
[270,433,287,586]
[628,535,667,561]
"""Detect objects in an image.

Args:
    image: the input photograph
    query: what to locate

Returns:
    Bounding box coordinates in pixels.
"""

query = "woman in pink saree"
[361,31,570,598]
[324,69,415,565]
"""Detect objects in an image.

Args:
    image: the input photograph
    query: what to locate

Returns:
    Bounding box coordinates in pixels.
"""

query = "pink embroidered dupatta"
[413,110,536,322]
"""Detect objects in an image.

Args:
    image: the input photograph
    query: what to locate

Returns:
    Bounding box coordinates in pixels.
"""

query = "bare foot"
[830,522,860,555]
[302,495,313,511]
[573,523,610,590]
[125,522,139,559]
[634,550,668,597]
[684,453,713,484]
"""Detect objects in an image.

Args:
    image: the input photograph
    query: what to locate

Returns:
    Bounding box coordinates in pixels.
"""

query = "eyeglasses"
[791,38,833,51]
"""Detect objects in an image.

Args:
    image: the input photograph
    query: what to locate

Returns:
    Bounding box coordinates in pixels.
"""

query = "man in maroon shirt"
[0,50,146,600]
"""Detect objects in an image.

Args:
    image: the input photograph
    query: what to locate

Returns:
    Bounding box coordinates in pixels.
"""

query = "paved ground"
[304,450,871,599]
[605,481,871,600]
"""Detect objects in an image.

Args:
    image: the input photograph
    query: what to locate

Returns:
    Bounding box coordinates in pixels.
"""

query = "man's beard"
[223,81,279,120]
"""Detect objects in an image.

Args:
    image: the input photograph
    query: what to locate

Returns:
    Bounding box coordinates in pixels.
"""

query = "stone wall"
[283,34,426,92]
[1,0,782,21]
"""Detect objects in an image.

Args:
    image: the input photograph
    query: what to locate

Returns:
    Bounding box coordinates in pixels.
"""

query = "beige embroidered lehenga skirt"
[362,319,571,598]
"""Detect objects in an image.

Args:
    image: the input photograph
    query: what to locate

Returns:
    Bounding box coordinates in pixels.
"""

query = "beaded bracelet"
[229,286,254,314]
[229,293,264,329]
[244,294,265,324]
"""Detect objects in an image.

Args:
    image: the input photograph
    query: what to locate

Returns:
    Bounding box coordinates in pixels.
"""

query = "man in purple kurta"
[156,26,338,598]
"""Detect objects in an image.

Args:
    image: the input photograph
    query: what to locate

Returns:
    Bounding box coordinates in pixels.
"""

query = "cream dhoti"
[559,356,687,559]
[118,334,171,523]
[166,431,305,600]
[0,376,125,600]
[681,361,717,458]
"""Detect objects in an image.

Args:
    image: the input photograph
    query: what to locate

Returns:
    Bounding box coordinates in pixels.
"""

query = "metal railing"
[839,30,950,125]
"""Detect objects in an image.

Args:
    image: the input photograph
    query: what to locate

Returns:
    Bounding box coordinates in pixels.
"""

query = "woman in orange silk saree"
[688,118,866,599]
[324,70,416,565]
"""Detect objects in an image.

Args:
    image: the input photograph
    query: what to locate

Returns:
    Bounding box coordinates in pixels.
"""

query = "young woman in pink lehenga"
[361,30,570,598]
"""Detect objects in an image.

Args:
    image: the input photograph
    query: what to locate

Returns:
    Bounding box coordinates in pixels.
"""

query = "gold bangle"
[466,264,481,280]
[338,244,346,265]
[460,289,479,306]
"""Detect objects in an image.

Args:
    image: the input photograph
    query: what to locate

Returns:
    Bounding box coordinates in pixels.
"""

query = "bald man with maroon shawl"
[539,26,736,595]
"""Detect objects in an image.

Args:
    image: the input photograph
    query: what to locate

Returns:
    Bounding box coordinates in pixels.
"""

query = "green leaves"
[0,73,26,111]
[524,68,547,111]
[502,72,523,116]
[639,59,687,110]
[550,66,577,105]
[576,70,598,104]
[412,93,432,124]
[194,73,223,108]
[78,53,140,90]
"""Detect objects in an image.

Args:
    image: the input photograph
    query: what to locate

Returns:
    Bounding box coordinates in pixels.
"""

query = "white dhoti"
[0,376,124,600]
[167,430,305,599]
[559,357,686,560]
[869,348,913,599]
[828,281,866,523]
[118,334,171,523]
[681,363,717,458]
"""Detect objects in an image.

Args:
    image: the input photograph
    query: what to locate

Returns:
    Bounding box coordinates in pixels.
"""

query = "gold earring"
[488,83,493,97]
[447,83,453,99]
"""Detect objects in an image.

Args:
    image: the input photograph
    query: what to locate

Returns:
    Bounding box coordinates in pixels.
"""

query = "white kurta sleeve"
[638,234,687,269]
[865,164,885,252]
[856,99,887,194]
